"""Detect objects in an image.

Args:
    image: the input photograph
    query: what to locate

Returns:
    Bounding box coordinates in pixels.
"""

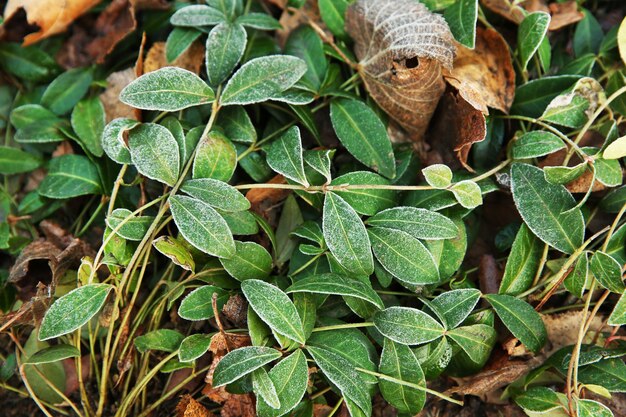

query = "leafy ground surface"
[0,0,626,416]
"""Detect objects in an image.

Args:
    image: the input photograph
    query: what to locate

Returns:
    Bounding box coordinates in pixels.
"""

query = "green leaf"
[293,293,316,340]
[484,294,547,353]
[318,0,349,39]
[447,324,496,364]
[323,192,373,276]
[193,130,237,182]
[39,284,112,340]
[511,163,584,254]
[430,288,481,329]
[206,23,247,87]
[41,67,93,115]
[128,123,180,186]
[369,227,440,285]
[14,122,66,146]
[106,208,154,241]
[0,146,42,174]
[120,67,214,111]
[515,387,563,413]
[236,13,282,30]
[253,368,281,409]
[577,358,626,392]
[574,10,604,57]
[161,116,186,165]
[207,0,241,18]
[544,163,587,185]
[518,12,551,71]
[213,346,281,387]
[444,0,478,49]
[11,104,60,129]
[134,329,184,353]
[373,307,445,345]
[330,98,395,179]
[257,350,308,417]
[220,241,272,281]
[367,207,459,240]
[285,26,328,91]
[306,346,372,416]
[424,216,467,280]
[170,5,226,27]
[39,155,102,199]
[331,171,396,216]
[378,338,426,415]
[241,279,306,344]
[608,291,626,326]
[511,75,582,118]
[590,251,625,293]
[422,164,453,189]
[0,43,57,82]
[266,126,308,186]
[450,180,482,209]
[178,285,228,321]
[577,399,613,417]
[23,345,80,365]
[286,274,384,309]
[220,55,307,106]
[304,150,333,183]
[153,236,195,272]
[71,96,105,157]
[603,135,626,159]
[218,106,257,144]
[499,224,543,295]
[166,27,202,62]
[169,195,235,258]
[102,118,137,164]
[292,221,324,246]
[221,210,259,235]
[181,178,250,212]
[564,252,589,298]
[511,131,566,159]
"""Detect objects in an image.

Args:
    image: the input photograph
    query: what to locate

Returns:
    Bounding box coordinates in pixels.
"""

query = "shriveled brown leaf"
[56,0,136,68]
[222,294,248,327]
[99,68,138,122]
[445,28,515,114]
[427,89,487,172]
[221,393,256,417]
[542,311,607,357]
[346,0,456,139]
[3,0,103,45]
[208,333,251,356]
[176,395,213,417]
[524,0,584,30]
[143,41,205,75]
[246,175,291,225]
[480,0,526,24]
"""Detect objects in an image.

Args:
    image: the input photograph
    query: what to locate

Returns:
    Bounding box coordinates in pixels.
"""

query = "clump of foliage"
[0,0,626,416]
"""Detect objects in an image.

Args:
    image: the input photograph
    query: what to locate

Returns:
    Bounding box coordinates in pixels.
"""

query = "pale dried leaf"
[143,41,205,75]
[176,395,213,417]
[445,28,515,114]
[99,69,138,122]
[480,0,526,24]
[346,0,456,138]
[4,0,103,45]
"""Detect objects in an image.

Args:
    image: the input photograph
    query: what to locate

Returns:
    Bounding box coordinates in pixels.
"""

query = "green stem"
[312,322,375,332]
[355,368,464,406]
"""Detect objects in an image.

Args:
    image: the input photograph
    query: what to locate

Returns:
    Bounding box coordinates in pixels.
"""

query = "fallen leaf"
[56,0,136,68]
[221,393,256,417]
[3,0,103,45]
[176,395,213,417]
[246,175,291,225]
[480,0,526,25]
[222,294,248,327]
[276,0,323,47]
[445,28,515,114]
[143,41,205,75]
[427,89,487,172]
[99,68,139,122]
[208,333,251,356]
[346,0,456,139]
[525,0,584,31]
[542,311,607,357]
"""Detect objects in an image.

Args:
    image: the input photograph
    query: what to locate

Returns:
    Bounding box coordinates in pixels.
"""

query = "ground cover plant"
[0,0,625,416]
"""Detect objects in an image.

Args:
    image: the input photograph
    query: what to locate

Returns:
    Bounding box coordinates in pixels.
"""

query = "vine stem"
[312,322,375,332]
[355,368,464,406]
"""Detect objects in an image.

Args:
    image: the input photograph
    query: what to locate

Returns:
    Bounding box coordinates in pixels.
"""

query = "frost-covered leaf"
[170,5,226,27]
[241,280,306,344]
[179,334,212,362]
[590,251,625,294]
[128,123,180,187]
[367,207,458,240]
[106,208,154,241]
[323,192,373,276]
[447,324,496,364]
[577,399,613,417]
[181,178,250,212]
[511,163,584,254]
[178,285,228,321]
[286,273,383,309]
[220,241,272,281]
[38,155,102,199]
[518,12,551,71]
[135,329,184,353]
[153,236,195,272]
[512,131,566,159]
[422,164,453,189]
[213,347,282,387]
[71,96,105,157]
[220,56,307,106]
[120,67,214,111]
[236,13,281,30]
[192,130,237,182]
[499,224,543,295]
[514,387,563,413]
[564,252,589,298]
[39,284,112,340]
[206,23,247,87]
[373,307,444,345]
[257,350,308,417]
[430,288,481,329]
[330,98,396,179]
[169,195,235,258]
[252,368,281,409]
[304,150,333,183]
[266,126,308,186]
[346,0,455,137]
[450,180,482,209]
[444,0,478,48]
[331,171,396,215]
[102,118,138,164]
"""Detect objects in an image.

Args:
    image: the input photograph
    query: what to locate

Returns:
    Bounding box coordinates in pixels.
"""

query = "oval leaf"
[128,123,180,186]
[286,273,383,309]
[373,307,444,345]
[213,346,282,387]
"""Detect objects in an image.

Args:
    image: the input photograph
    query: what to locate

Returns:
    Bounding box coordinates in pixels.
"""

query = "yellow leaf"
[603,135,626,160]
[619,16,626,66]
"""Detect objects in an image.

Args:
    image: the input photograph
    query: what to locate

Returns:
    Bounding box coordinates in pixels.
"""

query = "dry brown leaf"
[143,41,205,75]
[176,395,213,417]
[222,294,248,327]
[99,69,138,122]
[478,254,502,295]
[221,393,256,417]
[480,0,526,24]
[542,311,608,357]
[346,0,456,139]
[246,175,291,226]
[276,0,322,47]
[208,333,251,356]
[524,0,583,30]
[428,89,487,172]
[445,28,515,114]
[3,0,103,45]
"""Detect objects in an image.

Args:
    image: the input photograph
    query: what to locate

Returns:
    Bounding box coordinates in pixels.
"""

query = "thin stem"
[312,322,375,332]
[355,368,464,406]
